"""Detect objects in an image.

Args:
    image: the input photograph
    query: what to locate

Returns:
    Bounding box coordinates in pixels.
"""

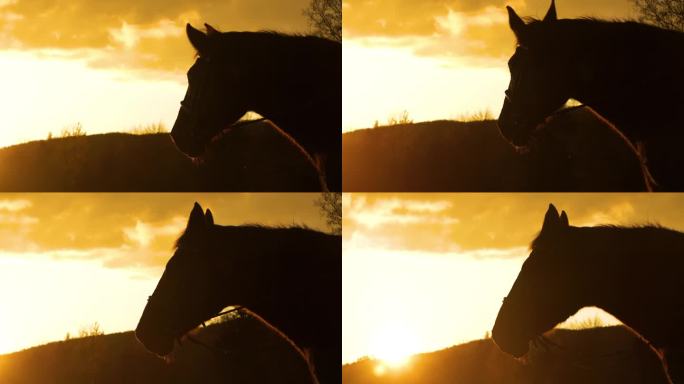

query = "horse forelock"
[529,231,545,251]
[173,227,192,250]
[528,227,566,251]
[172,222,220,251]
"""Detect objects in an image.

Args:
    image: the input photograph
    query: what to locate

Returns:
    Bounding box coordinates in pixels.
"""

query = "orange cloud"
[344,194,684,254]
[343,0,635,60]
[0,0,312,72]
[0,193,329,269]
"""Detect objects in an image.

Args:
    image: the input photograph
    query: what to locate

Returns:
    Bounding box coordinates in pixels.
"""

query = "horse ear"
[543,0,557,23]
[204,23,220,36]
[205,209,214,226]
[507,6,526,40]
[541,203,560,232]
[559,210,569,227]
[188,202,206,231]
[187,23,209,55]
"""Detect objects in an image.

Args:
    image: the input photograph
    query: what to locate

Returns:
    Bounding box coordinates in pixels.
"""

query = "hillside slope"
[0,314,315,384]
[343,108,649,191]
[343,327,669,384]
[0,121,321,191]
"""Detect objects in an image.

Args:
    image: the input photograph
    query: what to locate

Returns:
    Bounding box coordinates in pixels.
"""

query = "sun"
[369,322,419,371]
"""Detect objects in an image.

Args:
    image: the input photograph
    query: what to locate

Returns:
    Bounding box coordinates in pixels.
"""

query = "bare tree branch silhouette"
[633,0,684,32]
[303,0,341,42]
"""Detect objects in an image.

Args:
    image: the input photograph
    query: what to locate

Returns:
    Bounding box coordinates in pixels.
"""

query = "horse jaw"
[135,327,175,357]
[492,330,531,358]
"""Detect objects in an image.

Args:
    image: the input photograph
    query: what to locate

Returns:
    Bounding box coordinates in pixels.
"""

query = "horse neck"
[562,22,684,142]
[210,227,286,312]
[235,37,339,156]
[575,227,684,348]
[209,227,339,349]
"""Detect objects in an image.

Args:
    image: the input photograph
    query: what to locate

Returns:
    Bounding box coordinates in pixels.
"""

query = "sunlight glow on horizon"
[342,244,527,364]
[368,321,418,368]
[0,254,160,354]
[373,357,412,377]
[342,39,509,132]
[0,50,186,148]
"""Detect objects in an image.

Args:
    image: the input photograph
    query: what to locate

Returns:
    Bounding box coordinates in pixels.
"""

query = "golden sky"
[0,0,311,147]
[343,193,684,365]
[342,0,635,131]
[0,193,328,354]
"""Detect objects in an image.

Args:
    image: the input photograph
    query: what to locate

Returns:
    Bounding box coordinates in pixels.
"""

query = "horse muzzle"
[170,107,206,158]
[497,119,535,147]
[135,303,177,356]
[135,324,176,356]
[492,318,532,358]
[494,336,530,358]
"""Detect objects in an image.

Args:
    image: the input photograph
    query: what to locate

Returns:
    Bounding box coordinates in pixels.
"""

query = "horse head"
[136,202,225,356]
[171,24,251,158]
[498,0,573,149]
[492,203,583,357]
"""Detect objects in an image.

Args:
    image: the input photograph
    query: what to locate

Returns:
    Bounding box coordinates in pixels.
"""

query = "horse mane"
[529,223,675,251]
[517,16,684,49]
[242,308,319,382]
[524,16,649,30]
[174,223,320,250]
[190,29,337,59]
[199,27,336,50]
[257,29,320,39]
[525,16,637,25]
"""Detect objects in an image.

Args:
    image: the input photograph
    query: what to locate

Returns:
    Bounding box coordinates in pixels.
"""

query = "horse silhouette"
[135,203,341,384]
[493,204,684,383]
[171,24,341,191]
[498,0,684,190]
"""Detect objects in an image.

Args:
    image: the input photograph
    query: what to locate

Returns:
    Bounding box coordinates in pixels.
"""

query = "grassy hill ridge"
[343,326,670,384]
[0,121,321,191]
[343,108,649,191]
[0,314,315,384]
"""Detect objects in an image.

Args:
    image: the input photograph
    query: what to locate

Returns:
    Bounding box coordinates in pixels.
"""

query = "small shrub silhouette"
[128,122,168,135]
[61,122,86,138]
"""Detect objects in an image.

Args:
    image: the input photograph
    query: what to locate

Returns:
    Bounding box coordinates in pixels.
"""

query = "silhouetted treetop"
[303,0,342,42]
[633,0,684,32]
